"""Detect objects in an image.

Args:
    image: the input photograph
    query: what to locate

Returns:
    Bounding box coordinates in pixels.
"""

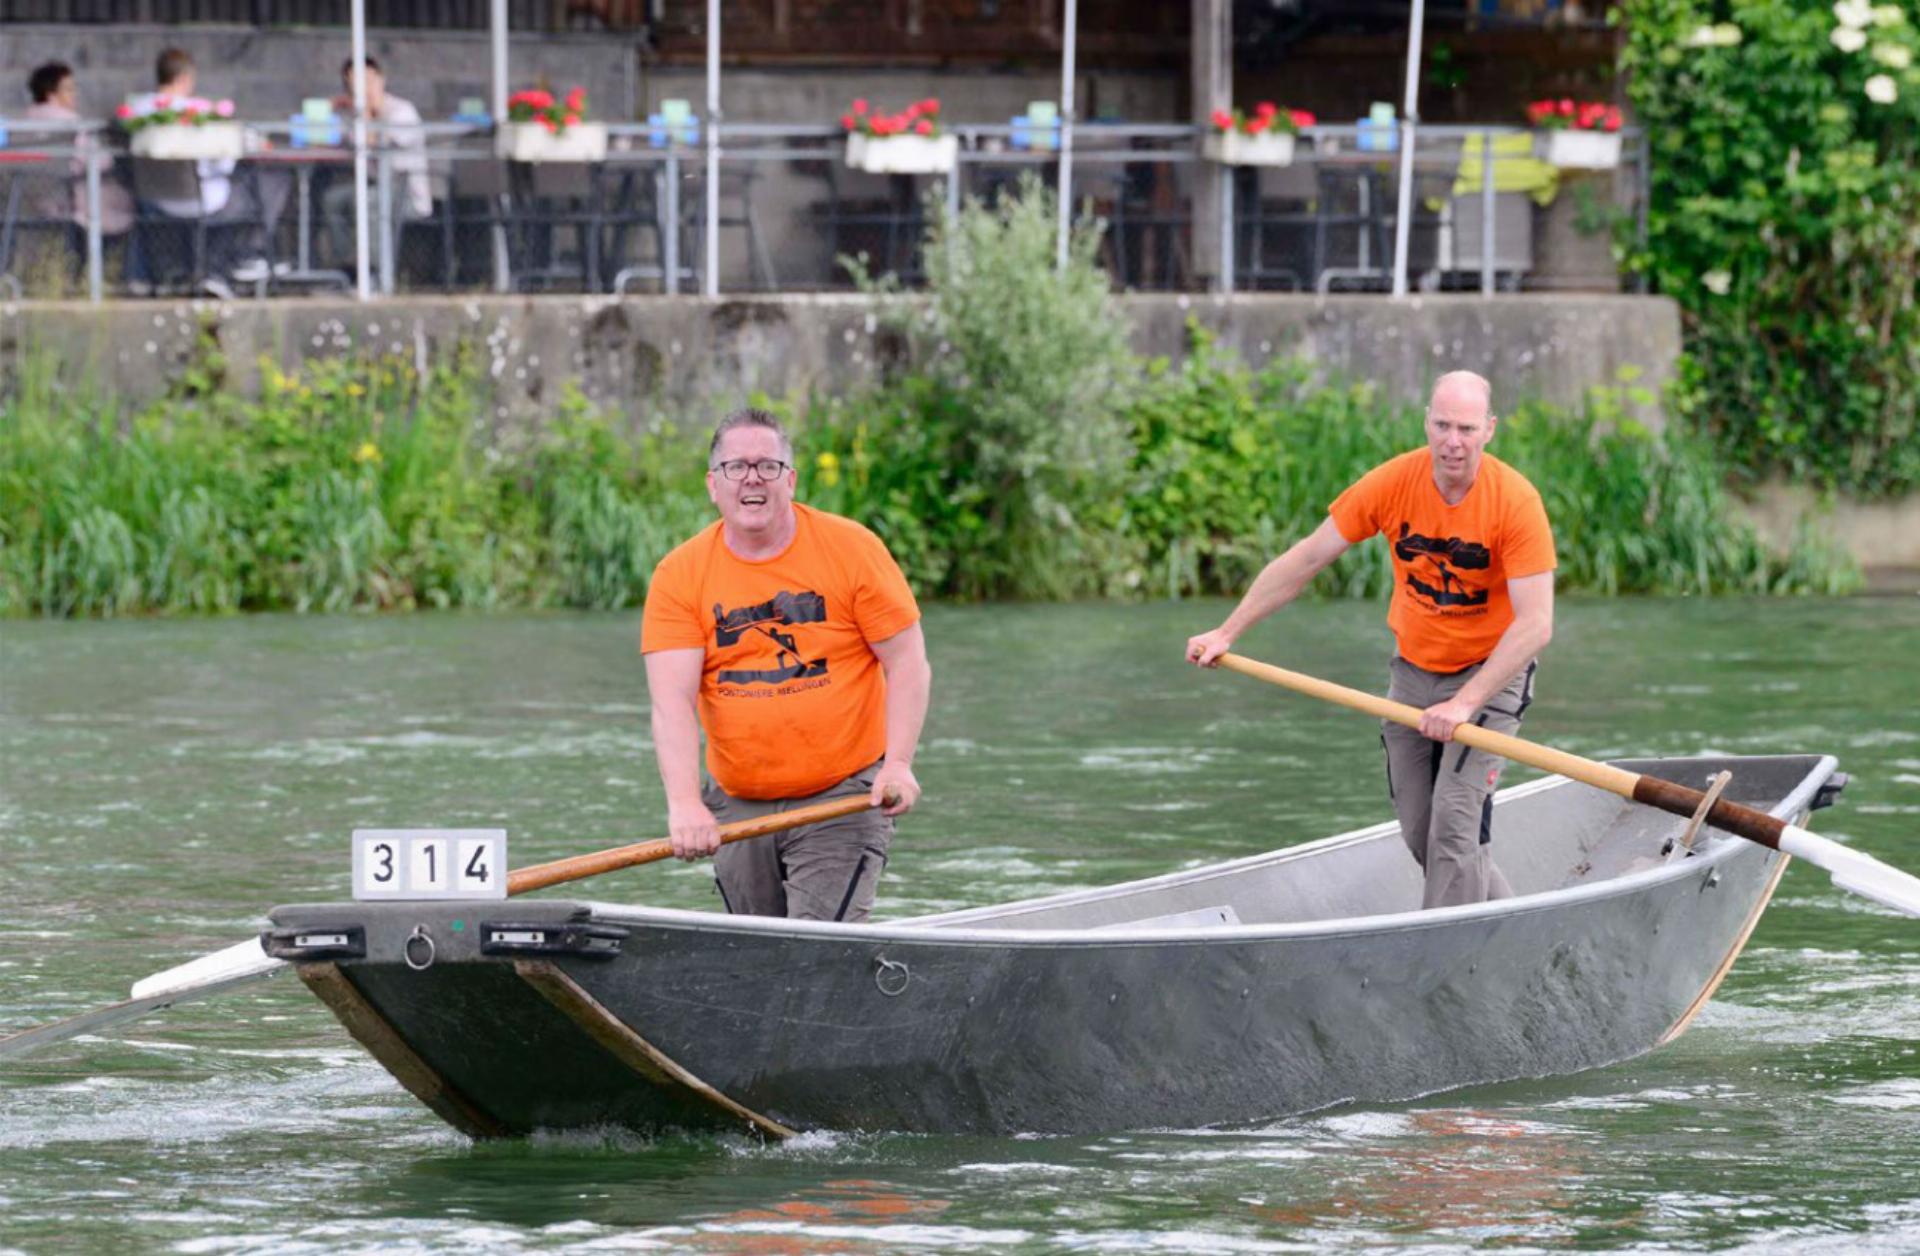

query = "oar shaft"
[505,794,882,895]
[1215,652,1788,850]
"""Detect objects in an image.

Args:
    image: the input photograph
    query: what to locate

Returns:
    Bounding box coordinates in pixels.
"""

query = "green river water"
[2,598,1917,1253]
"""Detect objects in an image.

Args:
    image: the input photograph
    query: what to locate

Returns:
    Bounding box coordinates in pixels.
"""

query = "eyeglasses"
[712,458,792,482]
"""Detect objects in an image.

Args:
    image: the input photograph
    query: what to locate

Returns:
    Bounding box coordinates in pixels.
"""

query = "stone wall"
[0,292,1679,429]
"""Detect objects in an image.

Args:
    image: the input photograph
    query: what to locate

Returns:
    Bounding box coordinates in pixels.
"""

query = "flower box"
[496,121,608,163]
[1202,131,1297,167]
[1538,129,1621,169]
[129,122,245,161]
[846,132,957,175]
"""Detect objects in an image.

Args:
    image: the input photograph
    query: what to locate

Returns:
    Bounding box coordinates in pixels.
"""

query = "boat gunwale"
[533,753,1837,950]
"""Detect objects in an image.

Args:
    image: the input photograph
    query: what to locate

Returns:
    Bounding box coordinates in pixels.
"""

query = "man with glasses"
[1184,371,1556,909]
[641,409,931,922]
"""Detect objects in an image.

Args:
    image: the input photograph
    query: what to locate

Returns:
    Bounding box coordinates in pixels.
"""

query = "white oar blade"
[0,939,287,1062]
[1780,826,1920,918]
[129,937,283,1000]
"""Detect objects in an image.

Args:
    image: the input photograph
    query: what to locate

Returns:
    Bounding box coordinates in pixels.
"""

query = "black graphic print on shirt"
[1393,522,1491,610]
[712,590,830,686]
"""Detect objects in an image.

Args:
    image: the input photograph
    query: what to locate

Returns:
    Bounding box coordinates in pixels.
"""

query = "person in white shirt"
[323,57,435,269]
[126,47,290,292]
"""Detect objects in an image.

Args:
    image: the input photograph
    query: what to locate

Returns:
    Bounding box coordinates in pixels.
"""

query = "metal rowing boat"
[265,753,1844,1138]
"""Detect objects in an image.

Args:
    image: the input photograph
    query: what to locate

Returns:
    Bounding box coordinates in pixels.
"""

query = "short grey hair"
[707,408,792,465]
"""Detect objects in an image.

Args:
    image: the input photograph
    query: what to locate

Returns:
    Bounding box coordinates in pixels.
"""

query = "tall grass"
[0,349,712,616]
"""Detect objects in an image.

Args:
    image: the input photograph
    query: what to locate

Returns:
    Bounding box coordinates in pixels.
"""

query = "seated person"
[126,47,291,293]
[323,56,433,269]
[22,62,135,262]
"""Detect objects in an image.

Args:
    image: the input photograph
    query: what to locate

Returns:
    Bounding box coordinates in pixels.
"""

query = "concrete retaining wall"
[0,291,1680,428]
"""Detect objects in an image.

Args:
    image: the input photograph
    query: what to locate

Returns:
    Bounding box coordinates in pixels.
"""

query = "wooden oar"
[0,794,888,1062]
[1215,651,1920,918]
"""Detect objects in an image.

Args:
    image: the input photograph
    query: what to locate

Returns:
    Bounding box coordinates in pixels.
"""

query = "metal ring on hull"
[874,956,910,996]
[404,926,436,971]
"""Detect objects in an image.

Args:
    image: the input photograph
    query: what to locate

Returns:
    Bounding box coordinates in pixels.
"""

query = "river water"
[2,598,1916,1253]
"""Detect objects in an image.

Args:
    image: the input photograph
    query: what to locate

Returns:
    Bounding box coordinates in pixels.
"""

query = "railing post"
[1481,132,1495,297]
[1219,171,1234,295]
[85,144,104,303]
[665,150,680,295]
[377,148,394,295]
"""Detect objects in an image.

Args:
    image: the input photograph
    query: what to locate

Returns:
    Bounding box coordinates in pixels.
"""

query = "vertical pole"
[1190,0,1230,292]
[1221,173,1235,294]
[1480,132,1495,296]
[665,153,680,294]
[377,150,394,294]
[1056,0,1077,273]
[351,0,371,302]
[491,0,512,292]
[491,0,509,123]
[85,147,104,302]
[1390,0,1425,298]
[704,0,720,298]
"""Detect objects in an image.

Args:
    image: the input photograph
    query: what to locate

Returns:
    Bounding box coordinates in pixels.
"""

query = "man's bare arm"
[644,647,720,859]
[868,622,931,817]
[1417,570,1555,742]
[1186,517,1353,666]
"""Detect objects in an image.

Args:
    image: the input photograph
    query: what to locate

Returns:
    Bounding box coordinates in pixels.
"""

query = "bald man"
[1186,372,1556,908]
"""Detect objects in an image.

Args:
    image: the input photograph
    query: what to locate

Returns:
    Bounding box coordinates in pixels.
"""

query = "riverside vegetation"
[0,182,1854,617]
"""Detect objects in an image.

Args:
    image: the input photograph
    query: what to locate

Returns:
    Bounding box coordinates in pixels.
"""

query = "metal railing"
[0,115,1647,301]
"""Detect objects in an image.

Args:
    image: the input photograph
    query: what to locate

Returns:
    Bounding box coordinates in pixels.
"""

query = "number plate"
[352,829,508,901]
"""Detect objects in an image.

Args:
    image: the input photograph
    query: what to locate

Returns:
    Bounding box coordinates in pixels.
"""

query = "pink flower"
[214,99,235,118]
[115,102,135,119]
[1289,109,1316,129]
[1211,108,1234,130]
[914,118,933,135]
[840,113,856,130]
[852,98,868,114]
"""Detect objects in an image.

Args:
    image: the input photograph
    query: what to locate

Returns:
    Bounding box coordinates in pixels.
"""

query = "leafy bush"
[1621,0,1920,495]
[844,174,1143,598]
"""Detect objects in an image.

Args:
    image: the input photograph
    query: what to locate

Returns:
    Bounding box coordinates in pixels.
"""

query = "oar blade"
[0,940,286,1063]
[1781,826,1920,918]
[129,937,283,1000]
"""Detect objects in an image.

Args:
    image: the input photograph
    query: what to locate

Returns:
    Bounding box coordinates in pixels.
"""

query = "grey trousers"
[1381,656,1537,909]
[704,760,893,922]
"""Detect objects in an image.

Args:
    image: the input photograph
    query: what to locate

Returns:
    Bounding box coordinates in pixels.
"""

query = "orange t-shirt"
[640,503,921,800]
[1328,450,1556,673]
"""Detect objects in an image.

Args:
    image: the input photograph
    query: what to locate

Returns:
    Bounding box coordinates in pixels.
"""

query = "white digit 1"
[374,843,395,882]
[465,845,489,883]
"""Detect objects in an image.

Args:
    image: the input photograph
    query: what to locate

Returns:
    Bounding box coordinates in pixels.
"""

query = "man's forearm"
[1455,614,1551,710]
[1221,542,1325,638]
[650,699,706,806]
[883,656,931,768]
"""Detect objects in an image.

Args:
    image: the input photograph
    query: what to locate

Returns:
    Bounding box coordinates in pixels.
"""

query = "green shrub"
[845,174,1143,599]
[1621,0,1920,496]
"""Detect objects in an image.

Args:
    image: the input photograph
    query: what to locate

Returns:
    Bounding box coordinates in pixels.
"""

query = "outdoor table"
[245,147,353,290]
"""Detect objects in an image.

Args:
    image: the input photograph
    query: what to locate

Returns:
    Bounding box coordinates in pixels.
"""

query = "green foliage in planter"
[1620,0,1920,495]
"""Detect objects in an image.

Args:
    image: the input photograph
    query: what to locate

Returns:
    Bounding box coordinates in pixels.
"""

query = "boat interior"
[908,755,1836,933]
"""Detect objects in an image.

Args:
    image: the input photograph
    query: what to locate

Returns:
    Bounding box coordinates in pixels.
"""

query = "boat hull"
[270,753,1835,1137]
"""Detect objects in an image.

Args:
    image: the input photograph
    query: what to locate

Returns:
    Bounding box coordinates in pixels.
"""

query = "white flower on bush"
[1870,4,1905,26]
[1833,24,1870,49]
[1871,42,1913,67]
[1834,0,1874,29]
[1702,270,1732,295]
[1686,22,1744,46]
[1865,73,1900,102]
